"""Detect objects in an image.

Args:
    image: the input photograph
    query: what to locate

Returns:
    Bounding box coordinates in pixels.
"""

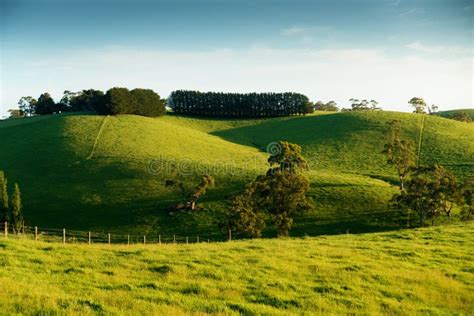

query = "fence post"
[34,226,38,241]
[197,236,199,243]
[186,237,189,244]
[88,231,91,244]
[4,222,7,239]
[143,235,146,244]
[127,234,130,245]
[158,234,161,245]
[62,228,66,244]
[173,234,176,244]
[108,233,111,244]
[228,229,232,242]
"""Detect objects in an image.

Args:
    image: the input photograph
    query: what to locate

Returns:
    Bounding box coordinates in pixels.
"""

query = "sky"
[0,0,473,117]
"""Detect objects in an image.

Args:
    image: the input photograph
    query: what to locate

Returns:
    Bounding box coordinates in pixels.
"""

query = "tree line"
[168,90,313,117]
[0,171,24,234]
[11,88,166,117]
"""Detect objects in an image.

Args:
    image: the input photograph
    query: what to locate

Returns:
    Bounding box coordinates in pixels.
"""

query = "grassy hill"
[0,111,473,238]
[0,223,472,314]
[438,108,474,120]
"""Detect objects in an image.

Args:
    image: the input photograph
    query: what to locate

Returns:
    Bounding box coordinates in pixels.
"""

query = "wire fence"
[0,222,229,245]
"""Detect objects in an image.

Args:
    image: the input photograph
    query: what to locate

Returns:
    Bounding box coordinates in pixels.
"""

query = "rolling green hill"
[438,108,474,120]
[0,111,473,238]
[0,223,472,314]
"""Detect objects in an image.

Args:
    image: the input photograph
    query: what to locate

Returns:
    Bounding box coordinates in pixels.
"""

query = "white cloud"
[405,41,472,55]
[281,26,306,36]
[1,46,472,117]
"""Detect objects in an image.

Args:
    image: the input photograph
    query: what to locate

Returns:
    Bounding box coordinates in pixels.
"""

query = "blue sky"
[1,0,473,117]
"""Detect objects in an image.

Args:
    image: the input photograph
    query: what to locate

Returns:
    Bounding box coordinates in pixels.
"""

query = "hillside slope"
[0,112,472,237]
[0,223,472,314]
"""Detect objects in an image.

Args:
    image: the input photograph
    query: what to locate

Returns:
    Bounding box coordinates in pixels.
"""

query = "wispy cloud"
[281,26,306,36]
[405,41,472,55]
[399,8,424,17]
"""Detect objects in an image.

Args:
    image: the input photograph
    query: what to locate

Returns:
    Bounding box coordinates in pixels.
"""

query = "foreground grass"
[0,223,473,315]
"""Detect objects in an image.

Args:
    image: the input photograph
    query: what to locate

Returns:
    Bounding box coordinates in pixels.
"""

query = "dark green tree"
[461,177,474,221]
[101,87,136,115]
[130,88,166,117]
[0,171,8,223]
[17,96,37,116]
[165,174,215,211]
[382,120,416,190]
[408,97,427,114]
[448,111,472,123]
[8,183,24,234]
[313,100,339,111]
[392,165,463,226]
[227,141,313,237]
[35,93,57,115]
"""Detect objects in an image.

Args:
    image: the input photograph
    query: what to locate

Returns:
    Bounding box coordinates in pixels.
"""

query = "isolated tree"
[165,174,215,211]
[227,141,313,237]
[428,104,438,115]
[382,120,416,190]
[348,99,380,111]
[408,97,427,114]
[392,165,462,226]
[0,171,8,222]
[224,185,266,238]
[8,183,24,234]
[18,96,37,116]
[35,93,57,115]
[448,111,472,123]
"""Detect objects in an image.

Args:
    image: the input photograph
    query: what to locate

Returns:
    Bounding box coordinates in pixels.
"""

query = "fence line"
[0,222,227,245]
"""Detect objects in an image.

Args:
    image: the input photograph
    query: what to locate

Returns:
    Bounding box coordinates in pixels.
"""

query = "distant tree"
[69,89,105,112]
[18,96,37,116]
[408,97,427,114]
[392,165,463,226]
[7,183,24,234]
[382,120,416,190]
[101,87,136,115]
[0,171,8,223]
[8,109,24,118]
[313,100,339,111]
[35,93,57,115]
[227,141,313,237]
[428,104,439,115]
[448,111,472,123]
[348,99,380,111]
[130,88,167,117]
[165,174,215,211]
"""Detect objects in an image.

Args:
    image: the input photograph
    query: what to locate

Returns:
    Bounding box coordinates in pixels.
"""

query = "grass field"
[0,222,472,314]
[0,111,473,238]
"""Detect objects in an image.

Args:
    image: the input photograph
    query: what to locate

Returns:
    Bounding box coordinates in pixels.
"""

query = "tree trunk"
[399,175,404,191]
[419,213,425,227]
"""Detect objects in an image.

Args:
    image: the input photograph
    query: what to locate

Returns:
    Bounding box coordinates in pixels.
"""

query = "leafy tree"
[35,93,58,115]
[7,183,24,234]
[68,89,105,112]
[448,111,472,123]
[18,96,37,116]
[348,99,380,111]
[408,97,427,114]
[0,171,8,223]
[428,104,439,115]
[8,109,24,118]
[165,174,215,211]
[313,101,339,111]
[130,88,166,117]
[382,120,416,190]
[227,141,313,237]
[392,165,463,226]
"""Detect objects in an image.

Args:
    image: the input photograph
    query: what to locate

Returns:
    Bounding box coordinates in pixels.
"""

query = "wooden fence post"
[197,236,199,243]
[228,229,232,242]
[173,234,176,244]
[4,222,7,239]
[62,228,66,244]
[158,234,161,245]
[34,226,38,241]
[88,231,91,244]
[108,233,111,244]
[127,234,130,245]
[143,235,146,244]
[186,237,189,244]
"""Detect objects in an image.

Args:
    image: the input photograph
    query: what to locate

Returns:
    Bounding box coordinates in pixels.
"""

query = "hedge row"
[168,90,312,117]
